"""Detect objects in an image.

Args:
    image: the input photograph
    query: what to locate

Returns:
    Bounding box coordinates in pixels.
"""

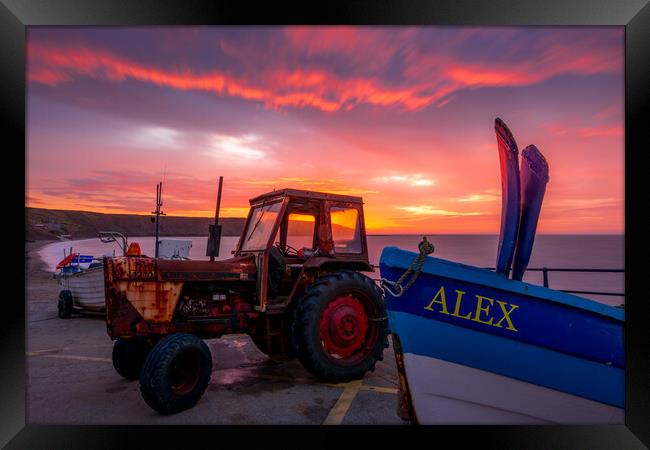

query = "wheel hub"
[319,294,369,358]
[169,351,200,395]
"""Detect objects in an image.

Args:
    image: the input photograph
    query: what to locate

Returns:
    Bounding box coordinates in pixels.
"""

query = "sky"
[26,26,624,234]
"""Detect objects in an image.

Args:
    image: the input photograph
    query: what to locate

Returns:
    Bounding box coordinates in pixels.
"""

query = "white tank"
[158,239,192,259]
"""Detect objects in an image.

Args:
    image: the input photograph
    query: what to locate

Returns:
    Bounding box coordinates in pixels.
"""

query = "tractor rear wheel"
[293,271,389,382]
[57,290,73,319]
[139,333,212,414]
[112,338,153,380]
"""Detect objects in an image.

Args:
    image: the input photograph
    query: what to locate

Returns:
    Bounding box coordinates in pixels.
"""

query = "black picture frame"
[3,0,648,448]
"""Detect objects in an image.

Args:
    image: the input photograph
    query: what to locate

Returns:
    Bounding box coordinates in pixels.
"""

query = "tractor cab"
[235,189,372,310]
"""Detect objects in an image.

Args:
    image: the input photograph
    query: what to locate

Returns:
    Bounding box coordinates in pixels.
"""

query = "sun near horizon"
[26,27,624,235]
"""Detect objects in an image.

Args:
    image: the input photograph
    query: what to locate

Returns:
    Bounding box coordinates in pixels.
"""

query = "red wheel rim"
[319,294,370,361]
[169,351,201,395]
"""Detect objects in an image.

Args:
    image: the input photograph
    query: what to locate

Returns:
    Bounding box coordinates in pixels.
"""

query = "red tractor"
[104,189,388,414]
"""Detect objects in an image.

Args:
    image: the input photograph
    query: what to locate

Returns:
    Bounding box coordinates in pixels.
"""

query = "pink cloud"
[29,27,622,114]
[28,42,435,112]
[578,124,624,138]
[403,29,621,100]
[540,121,571,136]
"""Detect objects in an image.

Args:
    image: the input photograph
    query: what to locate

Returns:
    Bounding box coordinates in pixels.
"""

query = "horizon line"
[25,205,624,235]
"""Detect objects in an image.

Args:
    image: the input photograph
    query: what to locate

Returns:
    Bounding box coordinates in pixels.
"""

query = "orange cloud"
[398,206,486,216]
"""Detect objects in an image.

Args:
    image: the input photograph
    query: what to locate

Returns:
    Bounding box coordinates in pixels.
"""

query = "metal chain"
[380,237,434,298]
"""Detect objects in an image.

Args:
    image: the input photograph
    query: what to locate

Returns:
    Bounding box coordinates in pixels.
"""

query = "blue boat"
[379,119,624,424]
[380,247,624,424]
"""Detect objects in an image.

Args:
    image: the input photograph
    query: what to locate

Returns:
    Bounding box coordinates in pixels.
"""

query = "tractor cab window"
[286,213,316,251]
[330,206,362,253]
[241,201,283,251]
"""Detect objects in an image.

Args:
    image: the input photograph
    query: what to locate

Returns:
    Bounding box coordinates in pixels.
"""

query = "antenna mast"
[152,181,166,258]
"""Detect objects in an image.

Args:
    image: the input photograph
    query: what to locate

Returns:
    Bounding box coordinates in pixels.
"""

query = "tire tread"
[293,271,388,382]
[139,333,212,414]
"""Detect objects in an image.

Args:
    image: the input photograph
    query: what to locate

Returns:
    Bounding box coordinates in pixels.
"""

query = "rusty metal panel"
[106,284,143,338]
[157,255,257,282]
[114,280,183,323]
[109,256,157,281]
[105,256,181,323]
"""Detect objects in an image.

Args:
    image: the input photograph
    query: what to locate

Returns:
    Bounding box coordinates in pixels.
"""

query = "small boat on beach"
[55,231,129,317]
[379,118,624,424]
[56,264,106,315]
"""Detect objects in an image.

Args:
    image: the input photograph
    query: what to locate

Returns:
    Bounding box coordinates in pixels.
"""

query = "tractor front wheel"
[139,333,212,414]
[112,338,154,380]
[293,271,389,382]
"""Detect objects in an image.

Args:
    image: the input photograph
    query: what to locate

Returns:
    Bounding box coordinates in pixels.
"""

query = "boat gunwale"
[380,246,624,322]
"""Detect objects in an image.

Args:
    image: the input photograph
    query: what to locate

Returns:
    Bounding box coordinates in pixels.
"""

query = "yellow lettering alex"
[451,290,472,319]
[424,286,450,315]
[493,300,519,332]
[471,295,494,325]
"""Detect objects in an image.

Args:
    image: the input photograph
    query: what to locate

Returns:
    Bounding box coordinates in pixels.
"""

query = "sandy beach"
[25,240,58,303]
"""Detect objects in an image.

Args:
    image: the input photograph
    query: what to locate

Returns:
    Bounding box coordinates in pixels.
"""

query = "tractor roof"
[249,188,363,205]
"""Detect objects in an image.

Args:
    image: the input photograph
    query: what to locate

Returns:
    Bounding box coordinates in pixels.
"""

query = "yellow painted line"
[27,353,111,363]
[323,380,397,394]
[359,385,398,394]
[322,380,362,425]
[25,348,61,355]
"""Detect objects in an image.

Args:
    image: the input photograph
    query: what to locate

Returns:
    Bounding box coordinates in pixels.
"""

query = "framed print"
[3,0,649,448]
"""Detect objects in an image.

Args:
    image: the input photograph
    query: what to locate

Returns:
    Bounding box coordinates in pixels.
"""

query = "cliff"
[26,207,246,241]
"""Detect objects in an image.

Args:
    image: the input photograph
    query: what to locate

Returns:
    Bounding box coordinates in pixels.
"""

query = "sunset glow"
[26,27,624,233]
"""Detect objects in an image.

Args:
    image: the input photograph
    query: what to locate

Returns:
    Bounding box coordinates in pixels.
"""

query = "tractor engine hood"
[157,255,257,282]
[106,254,257,283]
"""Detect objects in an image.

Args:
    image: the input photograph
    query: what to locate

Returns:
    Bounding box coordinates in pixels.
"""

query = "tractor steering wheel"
[275,242,299,256]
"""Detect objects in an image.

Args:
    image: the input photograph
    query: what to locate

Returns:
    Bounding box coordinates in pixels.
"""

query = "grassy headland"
[26,207,246,241]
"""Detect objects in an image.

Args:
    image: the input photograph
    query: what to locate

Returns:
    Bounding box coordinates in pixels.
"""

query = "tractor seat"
[267,245,286,298]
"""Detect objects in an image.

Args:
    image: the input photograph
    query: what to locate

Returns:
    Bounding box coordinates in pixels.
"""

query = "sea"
[38,234,624,307]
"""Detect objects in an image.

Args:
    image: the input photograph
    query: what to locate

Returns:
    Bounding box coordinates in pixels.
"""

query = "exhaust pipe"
[494,118,521,277]
[511,145,549,281]
[206,176,224,260]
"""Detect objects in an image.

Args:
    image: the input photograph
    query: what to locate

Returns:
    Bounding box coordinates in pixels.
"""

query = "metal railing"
[370,264,624,298]
[512,267,625,297]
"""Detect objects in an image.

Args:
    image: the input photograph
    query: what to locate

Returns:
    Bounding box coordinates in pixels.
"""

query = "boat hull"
[380,246,624,424]
[58,266,105,312]
[402,351,623,424]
